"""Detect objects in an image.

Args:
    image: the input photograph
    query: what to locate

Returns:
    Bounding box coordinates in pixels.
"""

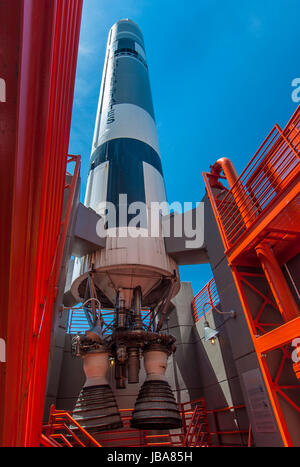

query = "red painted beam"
[255,317,300,354]
[0,0,82,447]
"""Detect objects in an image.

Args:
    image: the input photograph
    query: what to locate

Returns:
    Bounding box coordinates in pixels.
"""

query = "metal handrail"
[192,279,220,322]
[214,107,300,248]
[43,407,102,447]
[42,399,250,447]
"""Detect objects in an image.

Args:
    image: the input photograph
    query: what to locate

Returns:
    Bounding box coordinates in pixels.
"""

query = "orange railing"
[203,106,300,446]
[192,278,220,322]
[41,406,102,447]
[206,106,300,250]
[179,400,250,447]
[98,401,250,447]
[94,408,176,447]
[41,399,251,447]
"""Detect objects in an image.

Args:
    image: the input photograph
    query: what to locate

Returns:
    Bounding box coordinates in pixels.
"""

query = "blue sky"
[68,0,300,295]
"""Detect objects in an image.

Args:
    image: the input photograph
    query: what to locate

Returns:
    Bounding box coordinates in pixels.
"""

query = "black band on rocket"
[89,138,164,227]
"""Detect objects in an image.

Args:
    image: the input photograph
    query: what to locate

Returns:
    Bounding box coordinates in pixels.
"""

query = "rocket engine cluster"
[68,19,182,433]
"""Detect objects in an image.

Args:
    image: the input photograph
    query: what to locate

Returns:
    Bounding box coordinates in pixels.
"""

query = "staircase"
[183,401,212,447]
[41,405,101,447]
[41,399,250,447]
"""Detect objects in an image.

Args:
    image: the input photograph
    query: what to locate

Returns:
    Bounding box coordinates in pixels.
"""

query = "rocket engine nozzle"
[72,351,123,433]
[130,344,182,430]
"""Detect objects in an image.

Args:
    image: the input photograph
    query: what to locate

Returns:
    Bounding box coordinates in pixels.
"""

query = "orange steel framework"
[41,405,102,447]
[0,0,83,447]
[203,106,300,446]
[41,400,250,447]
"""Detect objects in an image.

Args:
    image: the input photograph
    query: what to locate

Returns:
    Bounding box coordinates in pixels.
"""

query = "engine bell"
[130,345,182,430]
[72,351,123,433]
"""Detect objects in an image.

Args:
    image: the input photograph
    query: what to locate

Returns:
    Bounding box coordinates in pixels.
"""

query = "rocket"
[68,19,182,433]
[85,18,166,220]
[70,18,180,322]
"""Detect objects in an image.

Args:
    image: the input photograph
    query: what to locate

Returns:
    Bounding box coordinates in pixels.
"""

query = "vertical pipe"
[116,289,126,328]
[127,347,140,384]
[216,157,254,227]
[255,243,299,321]
[133,286,143,329]
[115,362,126,389]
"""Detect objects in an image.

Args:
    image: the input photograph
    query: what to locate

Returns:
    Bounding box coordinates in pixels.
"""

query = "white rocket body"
[70,19,179,309]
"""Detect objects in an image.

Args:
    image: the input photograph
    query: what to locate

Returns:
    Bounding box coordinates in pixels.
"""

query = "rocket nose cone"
[117,18,137,25]
[112,18,144,39]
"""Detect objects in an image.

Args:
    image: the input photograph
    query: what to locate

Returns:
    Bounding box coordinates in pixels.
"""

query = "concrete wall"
[162,281,249,446]
[162,282,202,404]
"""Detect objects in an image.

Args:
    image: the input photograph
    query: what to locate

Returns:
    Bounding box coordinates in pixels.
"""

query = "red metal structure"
[182,404,211,447]
[41,405,102,447]
[0,0,83,446]
[203,106,300,446]
[41,399,249,447]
